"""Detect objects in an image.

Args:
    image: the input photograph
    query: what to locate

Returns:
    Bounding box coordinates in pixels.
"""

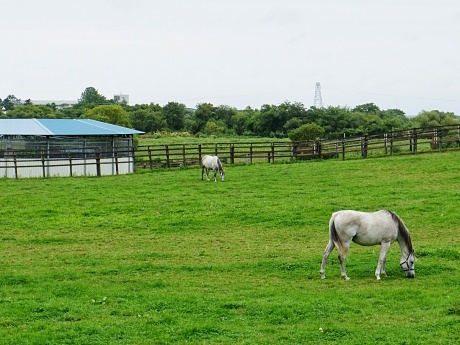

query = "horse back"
[332,210,399,246]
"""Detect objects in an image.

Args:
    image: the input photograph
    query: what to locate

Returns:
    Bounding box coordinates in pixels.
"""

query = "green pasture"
[0,152,459,344]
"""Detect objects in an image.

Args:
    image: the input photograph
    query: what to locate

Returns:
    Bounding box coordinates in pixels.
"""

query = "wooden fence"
[3,125,458,177]
[135,125,460,169]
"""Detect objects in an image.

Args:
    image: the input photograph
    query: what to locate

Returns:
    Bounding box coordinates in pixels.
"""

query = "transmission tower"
[314,82,323,108]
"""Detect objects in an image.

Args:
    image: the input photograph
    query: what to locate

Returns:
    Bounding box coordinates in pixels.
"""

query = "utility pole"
[314,82,323,108]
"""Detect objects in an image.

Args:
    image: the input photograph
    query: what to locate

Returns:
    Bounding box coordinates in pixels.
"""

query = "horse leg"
[201,166,205,181]
[213,168,217,182]
[320,240,335,279]
[338,242,351,280]
[205,168,210,181]
[375,242,391,280]
[381,257,387,276]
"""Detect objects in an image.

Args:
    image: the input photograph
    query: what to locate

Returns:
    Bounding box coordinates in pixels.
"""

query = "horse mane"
[217,157,224,172]
[387,210,414,254]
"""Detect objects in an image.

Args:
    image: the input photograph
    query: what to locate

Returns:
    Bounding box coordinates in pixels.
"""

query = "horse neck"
[397,232,413,257]
[216,159,223,172]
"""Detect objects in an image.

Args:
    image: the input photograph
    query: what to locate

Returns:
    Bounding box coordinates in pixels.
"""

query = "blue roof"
[0,118,144,136]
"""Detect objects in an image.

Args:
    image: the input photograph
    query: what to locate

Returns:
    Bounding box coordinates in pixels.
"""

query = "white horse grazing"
[201,155,225,182]
[320,210,415,280]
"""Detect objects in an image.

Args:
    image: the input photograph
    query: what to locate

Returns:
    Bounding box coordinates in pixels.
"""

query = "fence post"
[148,146,153,170]
[408,131,413,152]
[198,144,202,164]
[165,145,170,168]
[341,137,345,160]
[69,155,73,177]
[438,128,443,152]
[317,140,322,158]
[271,143,275,163]
[131,144,136,173]
[230,144,234,164]
[13,153,18,179]
[390,130,394,156]
[249,144,253,164]
[361,135,368,159]
[384,133,388,155]
[412,128,417,154]
[114,148,119,175]
[41,152,46,178]
[96,149,101,177]
[214,144,218,156]
[182,144,186,167]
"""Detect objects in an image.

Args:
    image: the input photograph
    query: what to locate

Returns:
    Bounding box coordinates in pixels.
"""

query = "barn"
[0,118,144,178]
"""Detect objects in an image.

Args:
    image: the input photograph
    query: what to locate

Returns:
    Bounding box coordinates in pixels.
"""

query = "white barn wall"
[1,158,135,178]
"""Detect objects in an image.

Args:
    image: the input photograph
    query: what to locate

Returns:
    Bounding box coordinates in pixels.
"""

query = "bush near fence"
[135,125,460,169]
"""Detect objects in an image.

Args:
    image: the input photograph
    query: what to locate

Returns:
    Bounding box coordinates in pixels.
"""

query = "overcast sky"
[2,0,459,116]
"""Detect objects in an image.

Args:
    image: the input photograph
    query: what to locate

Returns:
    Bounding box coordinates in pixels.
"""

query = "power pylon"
[314,82,323,108]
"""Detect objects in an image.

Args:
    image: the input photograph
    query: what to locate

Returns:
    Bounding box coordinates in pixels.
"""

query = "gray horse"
[320,210,415,280]
[201,155,225,182]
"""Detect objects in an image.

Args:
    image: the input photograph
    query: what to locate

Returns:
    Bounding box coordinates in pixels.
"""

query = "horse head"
[400,252,416,278]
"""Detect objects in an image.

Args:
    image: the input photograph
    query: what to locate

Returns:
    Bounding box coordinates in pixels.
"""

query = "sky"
[1,0,459,116]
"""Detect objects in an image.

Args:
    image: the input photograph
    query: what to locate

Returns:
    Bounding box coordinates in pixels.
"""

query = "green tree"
[353,103,381,114]
[192,103,215,134]
[7,104,56,119]
[314,106,348,138]
[380,109,409,131]
[129,107,165,133]
[162,102,186,131]
[254,104,282,137]
[78,87,108,107]
[215,105,237,129]
[84,104,131,127]
[283,117,304,133]
[412,110,459,128]
[203,120,226,135]
[288,123,325,141]
[1,95,20,111]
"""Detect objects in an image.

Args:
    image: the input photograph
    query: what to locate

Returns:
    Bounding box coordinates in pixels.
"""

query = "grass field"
[0,151,459,344]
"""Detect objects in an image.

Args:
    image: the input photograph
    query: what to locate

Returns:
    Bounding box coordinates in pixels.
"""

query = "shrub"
[288,123,325,141]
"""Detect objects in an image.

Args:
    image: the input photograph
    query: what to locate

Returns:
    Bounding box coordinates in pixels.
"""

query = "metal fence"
[0,136,135,178]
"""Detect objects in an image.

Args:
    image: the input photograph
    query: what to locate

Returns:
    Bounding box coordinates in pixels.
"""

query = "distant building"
[31,100,78,109]
[114,94,129,104]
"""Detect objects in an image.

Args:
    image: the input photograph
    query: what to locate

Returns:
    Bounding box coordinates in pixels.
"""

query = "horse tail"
[329,213,344,256]
[387,210,414,254]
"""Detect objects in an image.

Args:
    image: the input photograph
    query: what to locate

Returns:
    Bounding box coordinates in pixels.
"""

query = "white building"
[0,118,143,178]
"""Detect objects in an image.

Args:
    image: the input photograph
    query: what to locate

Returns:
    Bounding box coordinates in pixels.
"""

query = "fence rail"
[1,147,135,178]
[2,125,459,178]
[135,125,460,169]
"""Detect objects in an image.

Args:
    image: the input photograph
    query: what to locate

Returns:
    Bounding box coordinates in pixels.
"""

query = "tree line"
[1,87,459,140]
